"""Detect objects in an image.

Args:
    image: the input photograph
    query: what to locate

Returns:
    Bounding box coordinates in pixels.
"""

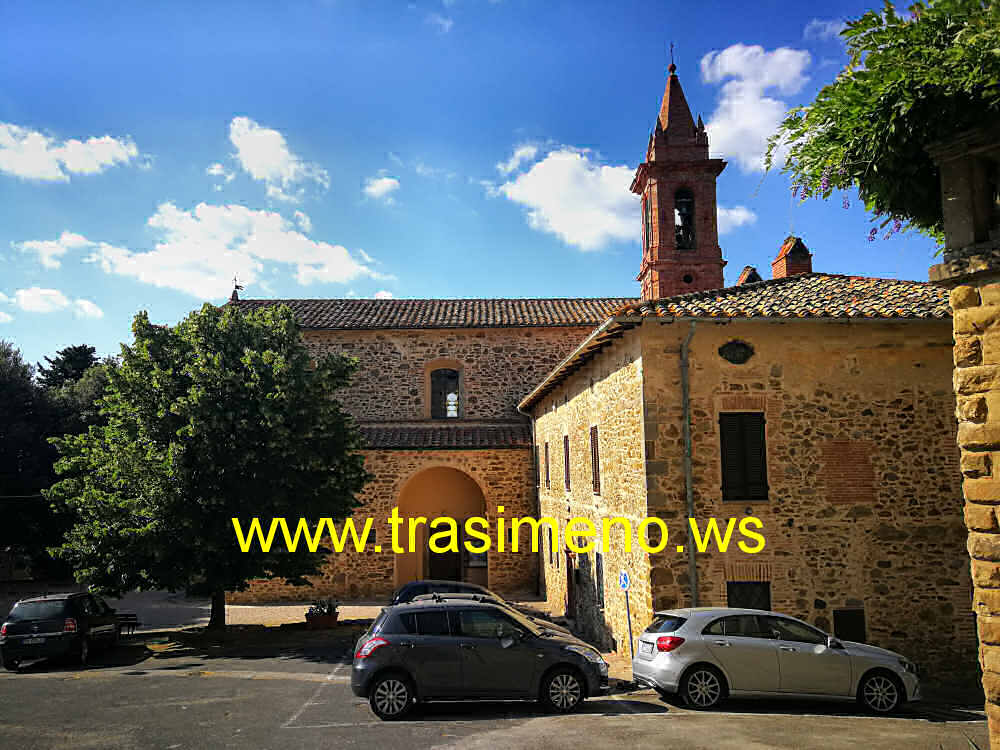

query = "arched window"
[674,188,695,250]
[430,368,460,419]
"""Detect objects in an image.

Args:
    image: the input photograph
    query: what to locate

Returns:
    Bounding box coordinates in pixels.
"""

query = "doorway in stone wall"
[395,466,486,587]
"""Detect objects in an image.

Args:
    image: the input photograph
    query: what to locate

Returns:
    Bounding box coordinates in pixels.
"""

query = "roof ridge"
[235,296,638,303]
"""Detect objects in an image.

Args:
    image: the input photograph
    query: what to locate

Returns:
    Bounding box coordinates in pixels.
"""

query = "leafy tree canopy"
[47,304,369,626]
[38,344,98,390]
[766,0,1000,239]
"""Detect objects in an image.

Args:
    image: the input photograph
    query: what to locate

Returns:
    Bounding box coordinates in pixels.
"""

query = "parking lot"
[0,634,989,750]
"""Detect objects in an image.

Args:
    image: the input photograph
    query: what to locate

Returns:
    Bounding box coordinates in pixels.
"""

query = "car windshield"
[644,615,687,634]
[8,600,68,621]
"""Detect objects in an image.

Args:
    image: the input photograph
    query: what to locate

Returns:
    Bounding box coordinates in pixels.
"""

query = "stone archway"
[394,466,487,588]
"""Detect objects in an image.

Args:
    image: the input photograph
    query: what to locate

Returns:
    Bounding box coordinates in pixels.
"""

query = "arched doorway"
[395,467,487,588]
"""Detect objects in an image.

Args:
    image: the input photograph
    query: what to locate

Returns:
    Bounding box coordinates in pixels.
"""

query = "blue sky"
[0,1,940,367]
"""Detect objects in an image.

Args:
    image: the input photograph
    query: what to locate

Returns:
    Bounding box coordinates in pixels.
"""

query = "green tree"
[0,341,69,577]
[766,0,1000,238]
[37,344,98,390]
[48,304,369,628]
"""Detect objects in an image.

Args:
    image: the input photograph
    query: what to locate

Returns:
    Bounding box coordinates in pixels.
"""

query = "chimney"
[771,236,812,279]
[736,266,762,285]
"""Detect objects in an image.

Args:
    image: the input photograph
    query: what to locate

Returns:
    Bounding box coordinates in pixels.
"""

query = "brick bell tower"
[631,61,727,299]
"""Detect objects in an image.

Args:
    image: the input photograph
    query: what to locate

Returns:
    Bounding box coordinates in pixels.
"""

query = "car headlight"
[565,644,606,664]
[898,658,918,675]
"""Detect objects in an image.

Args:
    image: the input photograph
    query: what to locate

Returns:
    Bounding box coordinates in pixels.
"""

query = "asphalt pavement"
[0,635,990,750]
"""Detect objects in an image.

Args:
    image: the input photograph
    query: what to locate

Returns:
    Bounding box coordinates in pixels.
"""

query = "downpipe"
[680,321,698,607]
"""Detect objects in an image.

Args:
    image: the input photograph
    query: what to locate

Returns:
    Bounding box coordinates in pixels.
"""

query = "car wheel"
[858,671,902,714]
[77,637,90,667]
[681,665,725,710]
[369,673,414,720]
[2,657,19,672]
[541,667,585,713]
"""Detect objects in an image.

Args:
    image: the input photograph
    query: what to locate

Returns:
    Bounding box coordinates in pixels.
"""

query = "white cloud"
[16,231,91,269]
[496,148,637,251]
[496,144,539,175]
[294,210,312,233]
[75,202,384,299]
[374,290,394,299]
[0,122,140,181]
[1,287,103,318]
[206,162,235,184]
[363,176,400,203]
[700,44,812,172]
[228,117,329,203]
[14,287,71,313]
[804,19,845,41]
[717,205,757,234]
[427,13,454,32]
[73,299,104,318]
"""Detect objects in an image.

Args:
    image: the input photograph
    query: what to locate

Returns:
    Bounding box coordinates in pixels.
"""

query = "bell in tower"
[631,58,727,299]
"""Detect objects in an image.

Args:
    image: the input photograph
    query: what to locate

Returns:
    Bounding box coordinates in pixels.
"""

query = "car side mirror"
[500,635,516,649]
[827,636,844,649]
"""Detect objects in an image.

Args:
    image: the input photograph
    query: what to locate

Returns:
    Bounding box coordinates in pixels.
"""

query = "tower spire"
[631,52,727,300]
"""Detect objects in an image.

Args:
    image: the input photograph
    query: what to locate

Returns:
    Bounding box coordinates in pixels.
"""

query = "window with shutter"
[726,581,771,610]
[595,552,605,608]
[430,369,460,419]
[590,426,601,495]
[544,442,550,490]
[719,412,768,502]
[563,435,571,491]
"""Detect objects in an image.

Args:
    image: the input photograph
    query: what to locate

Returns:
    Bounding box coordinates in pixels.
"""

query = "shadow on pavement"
[389,697,670,722]
[648,690,985,723]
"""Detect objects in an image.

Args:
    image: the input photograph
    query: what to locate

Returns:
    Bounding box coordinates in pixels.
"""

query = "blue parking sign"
[618,570,630,591]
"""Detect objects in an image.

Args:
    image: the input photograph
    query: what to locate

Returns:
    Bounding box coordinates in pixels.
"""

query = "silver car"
[632,607,920,713]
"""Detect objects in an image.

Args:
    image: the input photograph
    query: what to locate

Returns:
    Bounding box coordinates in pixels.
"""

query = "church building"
[229,65,975,682]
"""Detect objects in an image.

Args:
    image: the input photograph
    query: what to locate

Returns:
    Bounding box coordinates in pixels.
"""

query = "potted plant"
[305,598,339,629]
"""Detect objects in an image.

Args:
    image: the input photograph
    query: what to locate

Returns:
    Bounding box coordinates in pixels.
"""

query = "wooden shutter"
[590,426,601,494]
[719,412,768,501]
[563,435,571,490]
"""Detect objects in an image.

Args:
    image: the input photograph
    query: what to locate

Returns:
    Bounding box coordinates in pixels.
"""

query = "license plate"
[24,637,45,645]
[640,641,654,656]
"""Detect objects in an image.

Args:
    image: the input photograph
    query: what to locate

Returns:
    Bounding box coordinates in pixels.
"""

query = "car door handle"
[398,641,415,649]
[713,640,730,647]
[779,646,797,652]
[459,642,475,650]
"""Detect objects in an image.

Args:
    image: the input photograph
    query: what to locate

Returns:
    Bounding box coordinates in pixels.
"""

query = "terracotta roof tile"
[360,424,531,450]
[229,297,636,329]
[611,274,949,320]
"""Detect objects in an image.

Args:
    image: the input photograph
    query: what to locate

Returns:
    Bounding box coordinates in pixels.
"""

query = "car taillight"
[656,636,685,652]
[0,623,6,636]
[355,637,388,659]
[63,618,77,633]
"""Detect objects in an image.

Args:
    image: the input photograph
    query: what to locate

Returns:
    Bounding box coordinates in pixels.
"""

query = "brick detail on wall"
[820,440,876,504]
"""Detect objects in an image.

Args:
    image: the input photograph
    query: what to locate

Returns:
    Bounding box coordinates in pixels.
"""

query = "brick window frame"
[590,425,601,495]
[563,435,571,491]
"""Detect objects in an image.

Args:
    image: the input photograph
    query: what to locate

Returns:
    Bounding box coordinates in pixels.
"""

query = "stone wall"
[301,327,594,422]
[639,319,974,684]
[948,280,1000,735]
[532,330,653,652]
[229,447,538,603]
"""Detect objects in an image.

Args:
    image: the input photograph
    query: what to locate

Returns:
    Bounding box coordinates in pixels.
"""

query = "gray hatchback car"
[632,607,920,713]
[352,600,608,719]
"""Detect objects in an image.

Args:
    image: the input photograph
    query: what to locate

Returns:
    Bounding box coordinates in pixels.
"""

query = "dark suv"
[1,593,119,670]
[389,579,492,605]
[352,600,608,719]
